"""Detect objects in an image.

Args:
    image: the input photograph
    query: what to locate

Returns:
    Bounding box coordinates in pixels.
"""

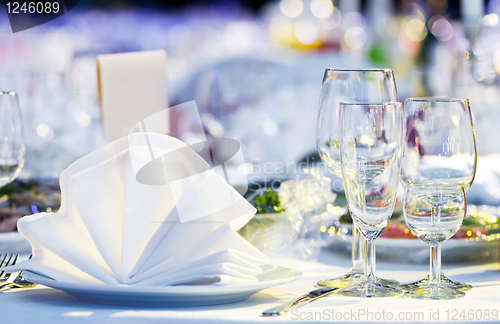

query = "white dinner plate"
[22,264,302,307]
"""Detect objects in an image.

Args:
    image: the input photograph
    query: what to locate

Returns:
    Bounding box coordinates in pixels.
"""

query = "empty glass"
[400,98,477,299]
[402,186,467,299]
[0,92,25,187]
[315,69,398,288]
[338,102,403,298]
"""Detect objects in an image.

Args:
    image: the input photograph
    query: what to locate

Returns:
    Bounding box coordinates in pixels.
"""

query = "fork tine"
[0,254,19,282]
[10,254,18,266]
[0,254,10,268]
[0,254,7,267]
[0,254,11,279]
[0,254,5,276]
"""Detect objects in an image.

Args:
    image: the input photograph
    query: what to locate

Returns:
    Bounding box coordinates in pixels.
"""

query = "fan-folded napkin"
[4,133,268,286]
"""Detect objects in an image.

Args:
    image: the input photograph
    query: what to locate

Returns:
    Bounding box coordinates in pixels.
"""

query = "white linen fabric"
[4,133,267,286]
[466,153,500,206]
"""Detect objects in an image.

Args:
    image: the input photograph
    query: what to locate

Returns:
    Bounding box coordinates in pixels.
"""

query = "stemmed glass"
[0,92,25,187]
[315,69,398,288]
[400,98,476,299]
[402,187,467,299]
[338,102,403,297]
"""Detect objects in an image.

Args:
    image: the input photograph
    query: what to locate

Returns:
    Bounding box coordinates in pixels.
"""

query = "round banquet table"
[1,249,499,324]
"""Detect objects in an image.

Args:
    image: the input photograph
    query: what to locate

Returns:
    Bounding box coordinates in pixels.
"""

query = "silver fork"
[0,254,36,291]
[0,254,19,283]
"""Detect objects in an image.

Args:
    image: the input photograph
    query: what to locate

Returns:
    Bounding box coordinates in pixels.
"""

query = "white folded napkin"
[5,133,268,286]
[466,153,500,206]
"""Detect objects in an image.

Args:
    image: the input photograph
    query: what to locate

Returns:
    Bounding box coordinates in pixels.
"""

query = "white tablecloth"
[1,249,500,324]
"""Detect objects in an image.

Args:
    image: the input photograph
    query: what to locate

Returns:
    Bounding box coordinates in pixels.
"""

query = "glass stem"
[437,245,442,278]
[430,245,441,284]
[351,224,364,272]
[365,239,376,282]
[351,182,366,273]
[430,205,441,284]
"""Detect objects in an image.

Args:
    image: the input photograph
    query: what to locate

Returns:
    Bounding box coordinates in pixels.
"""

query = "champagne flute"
[315,69,398,288]
[338,102,403,297]
[0,92,25,187]
[400,98,477,296]
[402,186,467,299]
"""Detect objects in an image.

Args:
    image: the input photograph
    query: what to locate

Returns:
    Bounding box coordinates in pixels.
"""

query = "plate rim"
[22,264,302,295]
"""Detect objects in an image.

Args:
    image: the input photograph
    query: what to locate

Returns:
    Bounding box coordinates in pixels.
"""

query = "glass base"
[404,283,465,300]
[318,272,400,289]
[400,273,472,292]
[317,270,364,289]
[339,278,402,298]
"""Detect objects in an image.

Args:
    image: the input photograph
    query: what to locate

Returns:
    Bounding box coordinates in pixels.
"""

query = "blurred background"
[0,0,498,188]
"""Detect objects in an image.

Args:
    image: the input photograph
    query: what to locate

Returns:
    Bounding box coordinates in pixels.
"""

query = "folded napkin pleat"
[17,212,119,285]
[130,223,267,284]
[5,133,268,286]
[135,260,261,287]
[134,249,264,286]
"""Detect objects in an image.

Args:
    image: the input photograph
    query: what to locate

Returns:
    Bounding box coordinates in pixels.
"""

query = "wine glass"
[402,186,467,299]
[338,102,403,297]
[400,98,476,298]
[0,92,25,187]
[315,69,398,288]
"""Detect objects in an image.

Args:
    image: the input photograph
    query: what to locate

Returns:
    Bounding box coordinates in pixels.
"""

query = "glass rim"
[339,101,402,106]
[325,68,392,72]
[0,91,17,96]
[405,97,468,103]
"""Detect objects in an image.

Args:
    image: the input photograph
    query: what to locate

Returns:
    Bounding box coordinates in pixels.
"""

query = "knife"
[262,286,340,316]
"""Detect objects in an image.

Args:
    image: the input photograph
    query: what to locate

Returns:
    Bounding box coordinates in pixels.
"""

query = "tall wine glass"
[338,102,403,297]
[402,186,467,299]
[316,69,398,288]
[400,98,476,298]
[0,92,25,187]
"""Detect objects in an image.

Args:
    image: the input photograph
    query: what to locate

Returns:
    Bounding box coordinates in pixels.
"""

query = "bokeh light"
[493,50,500,74]
[280,0,303,18]
[484,13,499,27]
[473,69,485,81]
[74,109,92,127]
[429,15,453,41]
[344,27,366,49]
[37,124,54,140]
[405,18,428,42]
[310,0,333,19]
[319,6,341,30]
[295,21,318,45]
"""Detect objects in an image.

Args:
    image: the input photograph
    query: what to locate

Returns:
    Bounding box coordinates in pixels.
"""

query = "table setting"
[0,60,498,323]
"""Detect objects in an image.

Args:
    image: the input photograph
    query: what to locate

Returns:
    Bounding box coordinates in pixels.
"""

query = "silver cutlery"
[262,286,340,316]
[0,254,36,291]
[0,254,19,283]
